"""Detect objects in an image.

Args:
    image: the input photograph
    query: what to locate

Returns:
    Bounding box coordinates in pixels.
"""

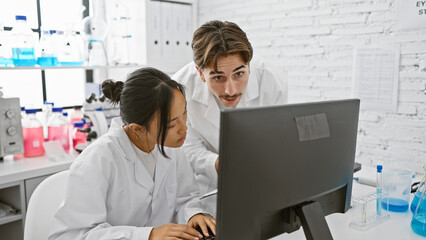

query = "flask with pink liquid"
[22,109,45,157]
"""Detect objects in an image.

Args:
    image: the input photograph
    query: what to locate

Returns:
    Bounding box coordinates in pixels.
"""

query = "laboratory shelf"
[0,64,146,70]
[0,213,22,225]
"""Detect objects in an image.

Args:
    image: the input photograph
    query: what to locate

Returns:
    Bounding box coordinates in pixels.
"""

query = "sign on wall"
[353,45,400,112]
[396,0,426,30]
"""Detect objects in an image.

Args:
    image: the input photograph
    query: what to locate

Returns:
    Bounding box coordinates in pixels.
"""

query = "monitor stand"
[296,201,333,240]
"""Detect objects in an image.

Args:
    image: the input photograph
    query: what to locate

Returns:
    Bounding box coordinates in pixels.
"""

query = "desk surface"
[0,153,75,185]
[270,173,423,240]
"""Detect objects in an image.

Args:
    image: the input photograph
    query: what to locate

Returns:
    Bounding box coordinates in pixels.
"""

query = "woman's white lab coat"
[49,118,208,240]
[172,56,288,215]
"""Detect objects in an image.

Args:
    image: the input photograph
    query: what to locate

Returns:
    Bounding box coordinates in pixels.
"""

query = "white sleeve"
[174,149,212,223]
[182,122,218,184]
[49,163,153,240]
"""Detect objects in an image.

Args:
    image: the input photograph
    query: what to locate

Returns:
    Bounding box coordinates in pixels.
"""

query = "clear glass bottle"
[37,29,58,66]
[47,107,69,151]
[0,22,13,66]
[57,29,84,66]
[10,15,37,66]
[411,165,426,236]
[22,109,45,157]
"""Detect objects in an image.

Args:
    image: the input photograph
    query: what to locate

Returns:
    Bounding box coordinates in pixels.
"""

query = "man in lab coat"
[173,20,288,215]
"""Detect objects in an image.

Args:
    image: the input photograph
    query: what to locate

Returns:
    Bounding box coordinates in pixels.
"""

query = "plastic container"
[10,15,37,66]
[22,109,45,157]
[47,107,69,151]
[42,101,54,139]
[37,30,58,66]
[0,23,13,66]
[70,106,83,124]
[57,30,84,66]
[72,121,87,149]
[381,168,412,212]
[411,166,426,237]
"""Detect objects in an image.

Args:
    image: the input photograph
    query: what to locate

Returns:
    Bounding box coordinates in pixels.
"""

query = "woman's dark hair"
[101,67,185,158]
[192,20,253,71]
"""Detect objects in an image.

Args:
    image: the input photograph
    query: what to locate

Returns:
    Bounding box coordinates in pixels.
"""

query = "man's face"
[197,54,250,108]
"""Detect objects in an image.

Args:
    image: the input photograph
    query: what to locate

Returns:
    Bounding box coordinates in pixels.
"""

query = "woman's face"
[147,88,188,148]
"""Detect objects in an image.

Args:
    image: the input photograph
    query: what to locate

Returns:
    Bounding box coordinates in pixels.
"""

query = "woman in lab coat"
[49,67,215,240]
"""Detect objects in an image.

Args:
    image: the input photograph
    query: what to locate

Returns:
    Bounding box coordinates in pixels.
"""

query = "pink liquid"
[72,130,87,149]
[23,127,45,157]
[48,126,70,151]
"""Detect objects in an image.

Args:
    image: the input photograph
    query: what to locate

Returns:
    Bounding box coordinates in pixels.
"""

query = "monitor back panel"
[216,99,360,239]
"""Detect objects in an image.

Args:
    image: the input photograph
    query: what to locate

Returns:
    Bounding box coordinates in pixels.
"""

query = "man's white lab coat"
[172,57,288,215]
[49,118,208,240]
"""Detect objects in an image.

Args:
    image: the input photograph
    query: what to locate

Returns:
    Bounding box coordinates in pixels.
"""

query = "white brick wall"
[198,0,426,173]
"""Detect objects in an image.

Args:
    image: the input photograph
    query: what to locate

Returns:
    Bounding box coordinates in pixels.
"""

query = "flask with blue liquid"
[37,29,58,66]
[411,165,426,237]
[10,15,37,66]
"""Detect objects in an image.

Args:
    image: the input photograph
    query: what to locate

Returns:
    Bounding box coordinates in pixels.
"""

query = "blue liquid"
[37,57,58,66]
[411,191,426,214]
[12,48,36,66]
[58,61,84,66]
[411,213,426,237]
[381,197,409,212]
[0,58,13,66]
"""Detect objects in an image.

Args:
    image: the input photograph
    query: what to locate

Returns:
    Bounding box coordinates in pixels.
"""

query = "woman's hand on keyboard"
[148,223,204,240]
[188,213,216,237]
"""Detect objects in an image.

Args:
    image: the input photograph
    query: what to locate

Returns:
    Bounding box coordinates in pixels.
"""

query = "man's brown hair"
[191,20,253,71]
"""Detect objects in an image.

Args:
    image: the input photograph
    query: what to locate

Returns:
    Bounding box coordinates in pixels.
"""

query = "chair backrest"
[24,170,69,240]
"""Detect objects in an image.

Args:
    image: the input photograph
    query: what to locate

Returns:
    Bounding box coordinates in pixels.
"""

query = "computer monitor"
[216,99,360,240]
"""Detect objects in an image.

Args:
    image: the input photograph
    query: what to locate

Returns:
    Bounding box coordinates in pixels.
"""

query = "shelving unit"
[0,155,75,239]
[0,181,25,240]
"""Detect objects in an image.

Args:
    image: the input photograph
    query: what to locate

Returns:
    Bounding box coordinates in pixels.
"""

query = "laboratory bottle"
[37,30,58,66]
[42,101,54,140]
[72,121,87,149]
[62,112,72,152]
[47,107,69,151]
[22,109,45,157]
[70,106,83,124]
[88,40,108,66]
[0,22,13,66]
[411,166,426,213]
[57,30,84,66]
[10,15,37,66]
[411,165,426,236]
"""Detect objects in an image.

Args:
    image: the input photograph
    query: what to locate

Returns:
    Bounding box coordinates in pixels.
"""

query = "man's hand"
[215,158,219,172]
[188,214,216,237]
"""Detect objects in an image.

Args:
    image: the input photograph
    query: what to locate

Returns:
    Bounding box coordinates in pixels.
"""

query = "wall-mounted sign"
[396,0,426,30]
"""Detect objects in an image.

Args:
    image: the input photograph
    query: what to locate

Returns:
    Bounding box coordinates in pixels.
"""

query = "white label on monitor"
[295,113,330,141]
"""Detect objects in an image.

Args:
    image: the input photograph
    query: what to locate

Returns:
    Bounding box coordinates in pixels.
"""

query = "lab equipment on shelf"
[22,109,45,157]
[0,97,24,159]
[377,165,383,216]
[37,30,58,66]
[10,15,37,66]
[57,30,84,66]
[47,107,69,151]
[411,165,426,237]
[350,192,390,231]
[0,23,13,66]
[72,121,87,149]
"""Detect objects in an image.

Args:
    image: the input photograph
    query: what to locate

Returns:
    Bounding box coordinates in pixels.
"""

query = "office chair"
[24,170,69,240]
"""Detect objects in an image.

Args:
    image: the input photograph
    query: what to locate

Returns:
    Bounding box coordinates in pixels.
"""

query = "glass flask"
[411,165,426,237]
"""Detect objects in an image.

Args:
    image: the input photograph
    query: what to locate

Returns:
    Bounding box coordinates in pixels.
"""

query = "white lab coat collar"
[190,64,260,128]
[108,118,171,198]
